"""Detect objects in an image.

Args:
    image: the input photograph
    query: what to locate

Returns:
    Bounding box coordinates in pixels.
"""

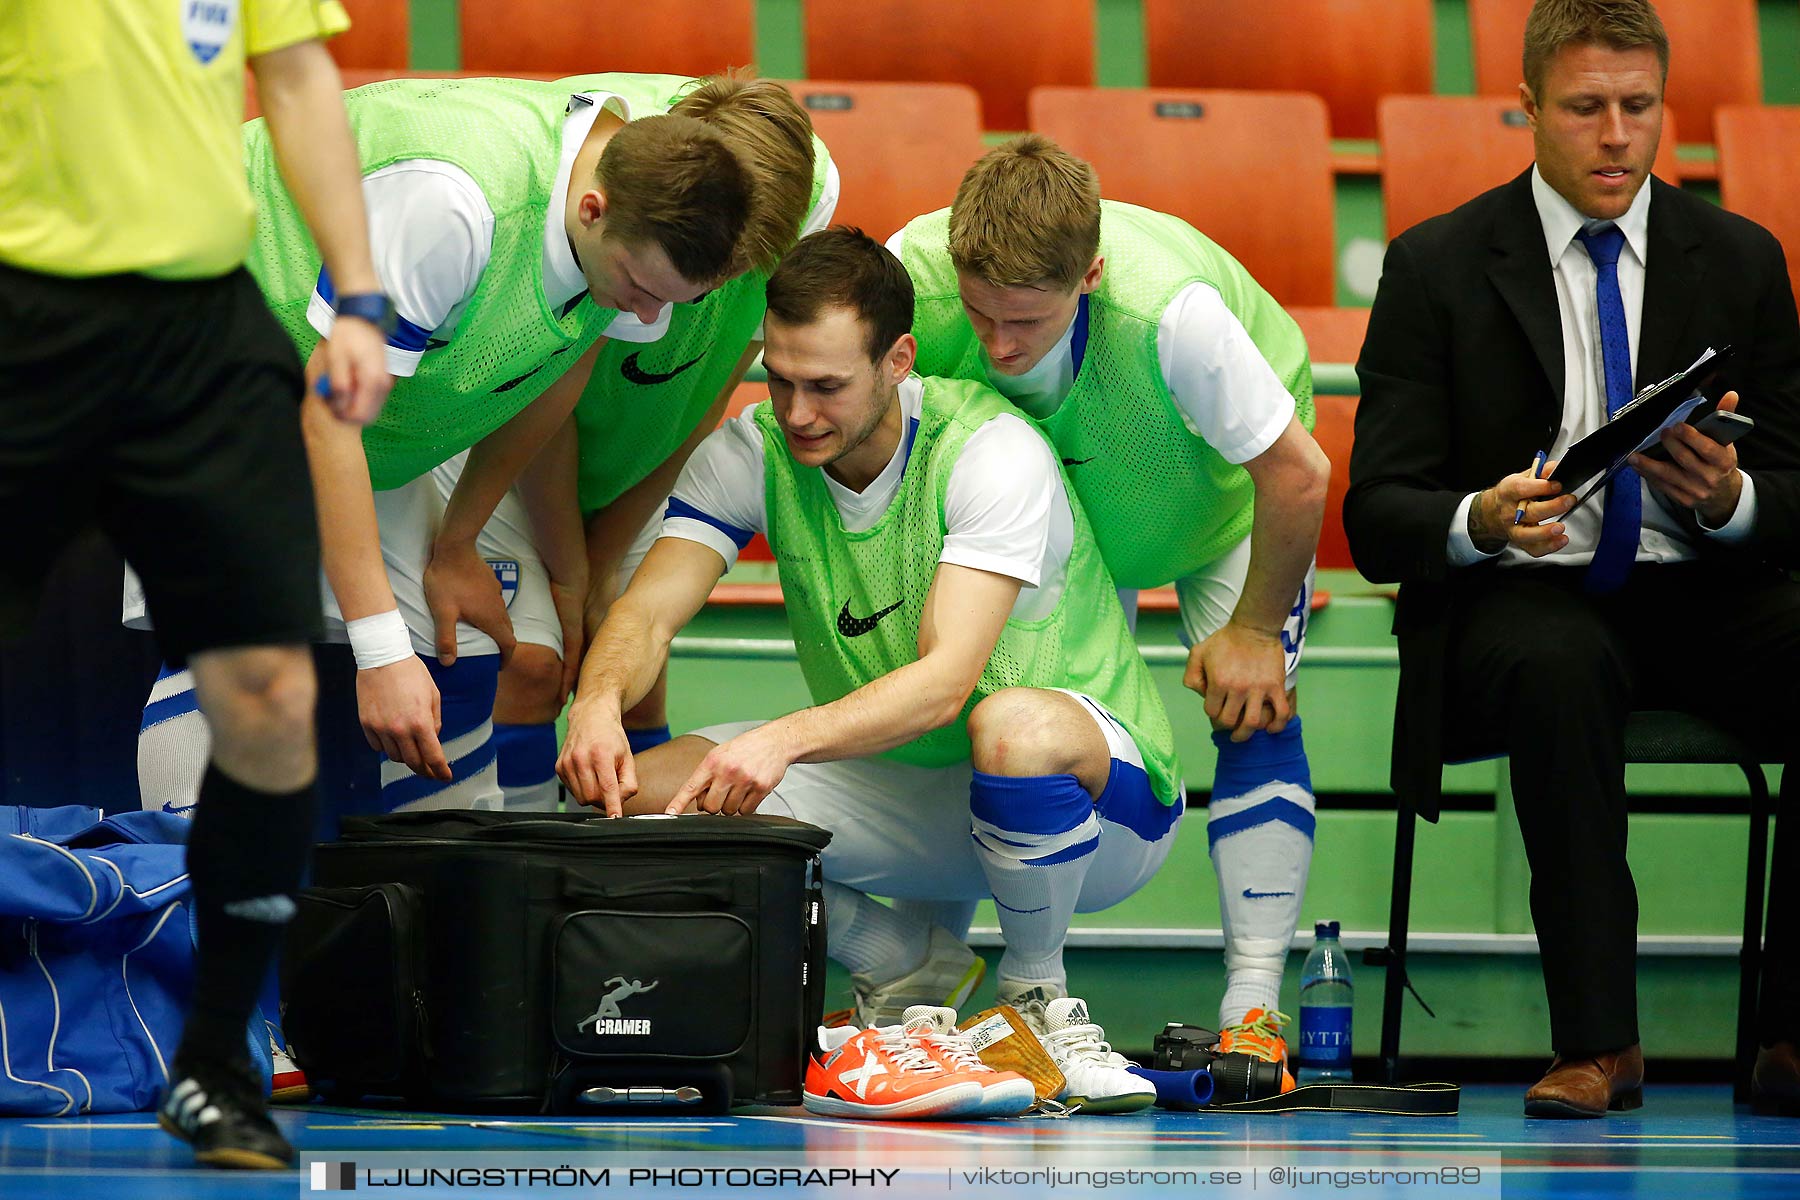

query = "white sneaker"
[901,1006,1035,1117]
[266,1024,311,1104]
[850,926,985,1027]
[1015,996,1155,1114]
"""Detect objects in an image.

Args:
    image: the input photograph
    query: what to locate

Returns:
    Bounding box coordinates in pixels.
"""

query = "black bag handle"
[558,873,745,909]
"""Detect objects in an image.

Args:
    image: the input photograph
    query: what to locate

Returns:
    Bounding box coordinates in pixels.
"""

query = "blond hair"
[595,113,751,285]
[1523,0,1669,97]
[673,75,817,275]
[948,134,1100,290]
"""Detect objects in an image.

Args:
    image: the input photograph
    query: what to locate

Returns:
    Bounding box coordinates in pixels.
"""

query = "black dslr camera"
[1152,1022,1288,1104]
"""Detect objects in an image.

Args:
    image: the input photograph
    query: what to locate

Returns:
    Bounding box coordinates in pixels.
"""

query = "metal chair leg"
[1380,798,1418,1084]
[1736,760,1771,1103]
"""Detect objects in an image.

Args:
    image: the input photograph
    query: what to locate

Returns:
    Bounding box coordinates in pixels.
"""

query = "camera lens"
[1207,1052,1286,1103]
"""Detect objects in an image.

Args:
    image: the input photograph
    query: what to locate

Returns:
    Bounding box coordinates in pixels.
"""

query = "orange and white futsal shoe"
[1216,1007,1297,1093]
[900,1006,1036,1117]
[803,1019,992,1120]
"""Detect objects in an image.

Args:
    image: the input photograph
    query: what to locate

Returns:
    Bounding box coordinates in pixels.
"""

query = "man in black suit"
[1348,0,1800,1117]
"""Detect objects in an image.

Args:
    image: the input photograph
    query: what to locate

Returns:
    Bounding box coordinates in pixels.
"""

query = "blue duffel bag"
[0,806,271,1114]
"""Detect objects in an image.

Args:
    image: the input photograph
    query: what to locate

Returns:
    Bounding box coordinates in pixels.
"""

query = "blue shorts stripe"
[1206,796,1317,848]
[1095,759,1182,842]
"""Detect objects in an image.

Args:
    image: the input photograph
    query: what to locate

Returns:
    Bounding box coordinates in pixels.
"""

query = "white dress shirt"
[1446,167,1757,566]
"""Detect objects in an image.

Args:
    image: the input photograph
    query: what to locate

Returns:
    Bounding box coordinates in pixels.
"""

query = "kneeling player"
[559,229,1182,1113]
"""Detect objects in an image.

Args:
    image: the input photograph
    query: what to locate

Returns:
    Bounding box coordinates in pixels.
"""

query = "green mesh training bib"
[902,200,1314,588]
[756,376,1180,802]
[574,128,833,517]
[243,75,652,490]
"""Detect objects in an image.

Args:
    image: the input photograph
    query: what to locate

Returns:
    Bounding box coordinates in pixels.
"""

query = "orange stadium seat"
[1716,105,1800,304]
[1029,87,1336,306]
[1285,305,1370,368]
[1142,0,1432,140]
[1378,94,1683,240]
[1468,0,1758,145]
[804,0,1090,131]
[329,0,409,70]
[1282,308,1367,573]
[459,0,753,77]
[783,81,986,243]
[1310,392,1358,572]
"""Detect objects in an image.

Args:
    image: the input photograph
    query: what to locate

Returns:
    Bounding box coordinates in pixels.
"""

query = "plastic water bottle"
[1296,919,1353,1084]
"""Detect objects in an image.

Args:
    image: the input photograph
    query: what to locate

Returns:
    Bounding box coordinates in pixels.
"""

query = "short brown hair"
[595,113,752,285]
[765,227,914,363]
[673,75,817,275]
[1522,0,1669,98]
[948,133,1100,290]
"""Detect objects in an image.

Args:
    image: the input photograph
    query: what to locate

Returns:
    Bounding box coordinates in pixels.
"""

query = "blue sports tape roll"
[1127,1065,1215,1110]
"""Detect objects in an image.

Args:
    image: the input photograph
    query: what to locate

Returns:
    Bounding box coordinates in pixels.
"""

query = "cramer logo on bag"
[575,976,660,1035]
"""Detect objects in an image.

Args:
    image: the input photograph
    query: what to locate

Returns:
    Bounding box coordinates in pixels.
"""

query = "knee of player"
[967,688,1079,777]
[495,644,567,723]
[198,646,317,738]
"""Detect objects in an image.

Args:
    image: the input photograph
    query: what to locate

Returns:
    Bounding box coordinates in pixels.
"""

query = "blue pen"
[1513,450,1548,525]
[313,376,332,399]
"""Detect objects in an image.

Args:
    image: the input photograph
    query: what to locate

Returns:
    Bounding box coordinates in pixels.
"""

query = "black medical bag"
[279,810,830,1113]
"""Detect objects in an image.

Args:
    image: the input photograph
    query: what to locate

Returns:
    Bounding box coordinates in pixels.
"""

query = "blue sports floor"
[2,1085,1798,1199]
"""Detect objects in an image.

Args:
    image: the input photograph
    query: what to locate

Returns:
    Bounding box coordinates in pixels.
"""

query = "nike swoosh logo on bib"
[620,352,705,386]
[836,598,903,638]
[1061,456,1098,467]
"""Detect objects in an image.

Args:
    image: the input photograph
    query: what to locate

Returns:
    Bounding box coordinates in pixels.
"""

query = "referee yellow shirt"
[0,1,349,280]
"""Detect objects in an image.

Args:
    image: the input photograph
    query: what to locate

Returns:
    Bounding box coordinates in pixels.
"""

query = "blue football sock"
[494,720,559,812]
[969,770,1100,989]
[137,664,207,818]
[1207,718,1315,1028]
[626,724,672,756]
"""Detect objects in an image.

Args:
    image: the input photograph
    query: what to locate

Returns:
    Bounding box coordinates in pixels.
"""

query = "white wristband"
[346,609,415,671]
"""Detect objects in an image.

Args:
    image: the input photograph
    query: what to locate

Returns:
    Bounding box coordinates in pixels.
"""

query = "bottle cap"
[1315,920,1340,939]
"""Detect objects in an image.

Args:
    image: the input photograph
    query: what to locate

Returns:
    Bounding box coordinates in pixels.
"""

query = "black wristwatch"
[335,292,397,336]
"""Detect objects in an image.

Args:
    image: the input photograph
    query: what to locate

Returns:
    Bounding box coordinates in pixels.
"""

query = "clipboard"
[1547,345,1735,512]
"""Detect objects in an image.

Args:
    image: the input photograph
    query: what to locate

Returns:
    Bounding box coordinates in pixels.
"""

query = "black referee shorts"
[0,261,324,663]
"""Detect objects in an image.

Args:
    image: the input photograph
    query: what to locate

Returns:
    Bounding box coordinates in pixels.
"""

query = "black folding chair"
[1372,710,1775,1100]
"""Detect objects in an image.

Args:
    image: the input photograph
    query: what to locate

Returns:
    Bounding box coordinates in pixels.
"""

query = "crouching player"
[892,136,1331,1083]
[559,229,1181,1114]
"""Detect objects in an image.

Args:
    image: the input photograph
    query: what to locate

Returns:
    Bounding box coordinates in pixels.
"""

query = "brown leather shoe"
[1523,1045,1644,1118]
[1752,1042,1800,1116]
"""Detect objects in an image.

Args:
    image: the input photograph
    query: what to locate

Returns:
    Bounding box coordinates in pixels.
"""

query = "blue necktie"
[1574,223,1640,593]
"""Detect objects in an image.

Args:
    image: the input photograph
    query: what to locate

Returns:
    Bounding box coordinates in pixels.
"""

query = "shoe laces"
[1220,1009,1291,1057]
[1041,1019,1129,1069]
[920,1028,993,1073]
[873,1022,949,1076]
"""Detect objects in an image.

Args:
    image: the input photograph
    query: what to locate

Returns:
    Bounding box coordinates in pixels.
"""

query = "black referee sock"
[176,763,317,1068]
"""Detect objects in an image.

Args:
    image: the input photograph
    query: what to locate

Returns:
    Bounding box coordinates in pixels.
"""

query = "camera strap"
[1208,1080,1461,1115]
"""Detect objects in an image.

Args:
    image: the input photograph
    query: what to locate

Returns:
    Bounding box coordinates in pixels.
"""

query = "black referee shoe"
[158,1053,295,1169]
